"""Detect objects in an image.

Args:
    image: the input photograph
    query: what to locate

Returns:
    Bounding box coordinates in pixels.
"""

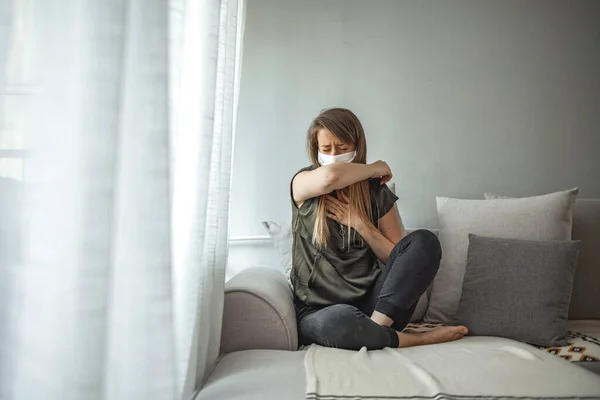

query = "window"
[1,0,34,180]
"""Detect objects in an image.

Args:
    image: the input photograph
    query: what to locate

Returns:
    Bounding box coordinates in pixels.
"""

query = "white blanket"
[304,337,600,400]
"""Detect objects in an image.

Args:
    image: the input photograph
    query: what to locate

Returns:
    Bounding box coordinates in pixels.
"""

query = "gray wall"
[228,0,600,274]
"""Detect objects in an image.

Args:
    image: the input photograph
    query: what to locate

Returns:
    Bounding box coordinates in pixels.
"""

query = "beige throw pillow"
[425,188,578,323]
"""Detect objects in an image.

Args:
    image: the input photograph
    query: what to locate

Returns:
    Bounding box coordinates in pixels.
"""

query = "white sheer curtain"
[0,1,244,399]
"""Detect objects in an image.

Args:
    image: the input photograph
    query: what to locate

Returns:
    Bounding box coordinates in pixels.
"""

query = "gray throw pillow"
[485,192,600,320]
[457,234,580,347]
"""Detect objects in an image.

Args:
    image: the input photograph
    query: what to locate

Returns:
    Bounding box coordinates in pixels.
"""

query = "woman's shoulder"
[291,165,319,218]
[291,165,315,183]
[370,180,398,218]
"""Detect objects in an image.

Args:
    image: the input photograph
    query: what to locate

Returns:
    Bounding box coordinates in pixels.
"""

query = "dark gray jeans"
[295,229,441,350]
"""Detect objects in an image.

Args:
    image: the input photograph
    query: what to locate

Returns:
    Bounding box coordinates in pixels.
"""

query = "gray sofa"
[197,200,600,400]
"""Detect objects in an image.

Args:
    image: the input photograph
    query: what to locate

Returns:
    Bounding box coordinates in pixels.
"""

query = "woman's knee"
[301,305,357,335]
[301,304,363,348]
[317,304,361,331]
[406,229,441,256]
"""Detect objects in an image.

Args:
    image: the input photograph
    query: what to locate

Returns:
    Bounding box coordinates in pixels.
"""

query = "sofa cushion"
[485,195,600,320]
[198,336,600,400]
[427,189,578,323]
[305,336,600,399]
[457,234,580,347]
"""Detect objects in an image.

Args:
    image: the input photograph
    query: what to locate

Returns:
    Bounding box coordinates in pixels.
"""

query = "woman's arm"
[356,208,403,263]
[326,193,403,264]
[292,161,391,206]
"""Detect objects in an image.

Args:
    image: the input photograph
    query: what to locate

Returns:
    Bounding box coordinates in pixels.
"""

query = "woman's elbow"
[321,167,339,192]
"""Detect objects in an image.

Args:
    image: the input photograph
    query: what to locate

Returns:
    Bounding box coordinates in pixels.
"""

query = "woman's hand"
[369,160,392,185]
[325,191,369,232]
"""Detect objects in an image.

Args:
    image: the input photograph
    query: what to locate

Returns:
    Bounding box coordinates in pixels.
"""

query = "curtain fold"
[0,0,245,399]
[170,0,243,393]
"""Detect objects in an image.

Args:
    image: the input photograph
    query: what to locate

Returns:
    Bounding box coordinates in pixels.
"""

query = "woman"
[291,108,468,350]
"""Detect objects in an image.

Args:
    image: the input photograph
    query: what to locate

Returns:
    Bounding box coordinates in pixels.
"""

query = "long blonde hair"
[307,108,373,248]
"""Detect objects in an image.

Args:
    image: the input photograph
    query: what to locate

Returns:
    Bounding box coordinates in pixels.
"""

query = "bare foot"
[420,325,469,344]
[397,326,469,348]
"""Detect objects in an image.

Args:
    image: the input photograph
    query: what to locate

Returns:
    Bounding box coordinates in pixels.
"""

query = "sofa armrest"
[220,267,298,353]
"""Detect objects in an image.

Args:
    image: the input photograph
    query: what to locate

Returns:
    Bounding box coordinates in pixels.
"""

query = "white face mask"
[318,151,356,166]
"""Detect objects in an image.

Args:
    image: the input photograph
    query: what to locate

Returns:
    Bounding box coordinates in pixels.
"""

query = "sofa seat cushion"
[198,329,600,400]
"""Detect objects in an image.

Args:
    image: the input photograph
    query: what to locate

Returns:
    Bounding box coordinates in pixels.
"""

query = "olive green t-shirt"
[290,166,399,307]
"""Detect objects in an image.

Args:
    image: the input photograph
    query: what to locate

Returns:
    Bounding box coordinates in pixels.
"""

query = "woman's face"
[317,128,355,156]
